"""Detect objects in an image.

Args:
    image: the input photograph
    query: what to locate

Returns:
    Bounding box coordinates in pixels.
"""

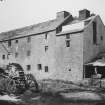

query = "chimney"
[56,11,70,20]
[79,9,90,20]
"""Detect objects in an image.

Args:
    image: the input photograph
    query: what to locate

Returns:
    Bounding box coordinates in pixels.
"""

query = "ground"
[0,79,105,105]
[0,92,105,105]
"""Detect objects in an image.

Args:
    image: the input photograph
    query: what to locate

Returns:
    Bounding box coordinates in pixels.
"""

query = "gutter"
[0,29,56,42]
[56,29,84,36]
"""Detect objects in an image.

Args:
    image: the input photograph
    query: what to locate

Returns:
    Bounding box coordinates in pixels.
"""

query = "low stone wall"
[37,79,89,93]
[37,79,105,93]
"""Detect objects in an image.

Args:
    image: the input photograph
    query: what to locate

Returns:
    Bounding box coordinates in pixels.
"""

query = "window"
[2,55,5,60]
[45,46,48,52]
[69,69,71,71]
[45,33,48,39]
[93,21,97,44]
[100,36,103,41]
[66,34,70,39]
[84,65,105,78]
[65,34,70,47]
[7,53,10,59]
[15,52,18,58]
[56,26,62,33]
[27,36,31,43]
[8,40,11,47]
[66,40,70,47]
[38,64,42,70]
[27,65,31,71]
[45,66,48,72]
[15,40,18,43]
[27,50,31,56]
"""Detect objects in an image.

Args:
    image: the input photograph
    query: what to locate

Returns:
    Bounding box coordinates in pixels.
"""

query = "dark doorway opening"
[84,65,105,79]
[84,65,95,78]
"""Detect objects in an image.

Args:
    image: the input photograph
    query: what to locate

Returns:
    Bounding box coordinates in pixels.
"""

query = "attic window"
[56,26,62,33]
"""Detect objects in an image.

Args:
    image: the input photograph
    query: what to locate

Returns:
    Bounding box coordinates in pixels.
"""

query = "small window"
[15,40,18,43]
[66,40,70,47]
[100,36,103,41]
[66,34,70,39]
[15,52,18,58]
[45,66,48,72]
[27,50,31,56]
[7,53,10,59]
[45,46,48,52]
[56,26,62,33]
[2,55,5,60]
[45,33,48,39]
[27,36,31,43]
[8,40,11,47]
[38,64,42,70]
[27,65,31,71]
[69,69,71,71]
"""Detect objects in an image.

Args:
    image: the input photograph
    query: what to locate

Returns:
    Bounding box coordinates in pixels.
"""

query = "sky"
[0,0,105,32]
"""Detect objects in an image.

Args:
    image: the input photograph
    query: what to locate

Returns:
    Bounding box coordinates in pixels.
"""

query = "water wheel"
[6,63,27,94]
[25,73,39,91]
[5,77,17,94]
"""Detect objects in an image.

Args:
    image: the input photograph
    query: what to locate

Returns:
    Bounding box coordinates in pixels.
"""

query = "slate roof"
[0,19,59,41]
[0,14,96,41]
[0,15,71,41]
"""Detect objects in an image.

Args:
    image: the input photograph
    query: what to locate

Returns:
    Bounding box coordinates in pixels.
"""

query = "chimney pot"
[56,11,70,20]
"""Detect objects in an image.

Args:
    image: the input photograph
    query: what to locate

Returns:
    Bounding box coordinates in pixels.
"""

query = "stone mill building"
[0,9,105,82]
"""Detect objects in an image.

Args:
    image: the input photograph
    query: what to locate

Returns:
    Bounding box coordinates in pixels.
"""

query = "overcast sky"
[0,0,105,32]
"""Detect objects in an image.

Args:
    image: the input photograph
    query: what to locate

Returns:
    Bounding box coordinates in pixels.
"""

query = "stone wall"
[83,16,105,63]
[55,32,83,81]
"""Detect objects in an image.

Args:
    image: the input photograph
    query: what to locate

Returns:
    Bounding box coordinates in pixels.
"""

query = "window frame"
[66,40,70,47]
[37,64,42,70]
[27,65,31,71]
[27,36,31,43]
[15,40,18,44]
[45,46,48,52]
[45,66,48,72]
[2,55,5,60]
